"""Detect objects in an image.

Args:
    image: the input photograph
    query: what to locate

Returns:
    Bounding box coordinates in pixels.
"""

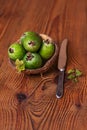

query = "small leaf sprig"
[67,68,82,82]
[15,59,25,72]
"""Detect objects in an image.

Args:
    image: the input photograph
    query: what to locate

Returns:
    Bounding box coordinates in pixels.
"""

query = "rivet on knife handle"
[56,39,68,98]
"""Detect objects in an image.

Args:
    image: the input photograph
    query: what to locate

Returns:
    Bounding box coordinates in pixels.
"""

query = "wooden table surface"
[0,0,87,130]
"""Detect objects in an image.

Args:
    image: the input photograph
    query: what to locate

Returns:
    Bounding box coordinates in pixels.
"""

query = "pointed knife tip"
[62,38,68,46]
[64,38,68,43]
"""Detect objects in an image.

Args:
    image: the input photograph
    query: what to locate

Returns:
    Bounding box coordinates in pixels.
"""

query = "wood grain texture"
[0,0,87,130]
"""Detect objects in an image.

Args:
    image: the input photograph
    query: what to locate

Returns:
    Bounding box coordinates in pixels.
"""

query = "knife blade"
[56,39,68,98]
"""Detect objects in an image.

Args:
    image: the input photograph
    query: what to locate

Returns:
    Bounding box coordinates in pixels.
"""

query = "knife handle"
[56,70,64,98]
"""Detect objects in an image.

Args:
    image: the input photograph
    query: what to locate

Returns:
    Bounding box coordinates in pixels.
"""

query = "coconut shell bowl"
[9,34,59,75]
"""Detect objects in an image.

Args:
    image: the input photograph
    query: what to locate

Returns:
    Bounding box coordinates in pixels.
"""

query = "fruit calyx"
[23,33,26,36]
[26,52,34,61]
[28,41,35,46]
[9,48,14,53]
[44,39,50,44]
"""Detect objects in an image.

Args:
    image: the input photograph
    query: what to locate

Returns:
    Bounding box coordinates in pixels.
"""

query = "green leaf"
[67,68,83,83]
[67,74,75,80]
[73,78,78,82]
[67,69,75,74]
[75,69,82,77]
[15,59,25,72]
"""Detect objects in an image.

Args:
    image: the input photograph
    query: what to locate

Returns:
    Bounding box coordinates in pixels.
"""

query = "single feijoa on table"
[39,39,55,60]
[23,52,42,69]
[21,31,42,52]
[8,43,26,60]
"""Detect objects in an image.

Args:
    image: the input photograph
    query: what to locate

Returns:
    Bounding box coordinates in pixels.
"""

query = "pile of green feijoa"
[8,31,55,71]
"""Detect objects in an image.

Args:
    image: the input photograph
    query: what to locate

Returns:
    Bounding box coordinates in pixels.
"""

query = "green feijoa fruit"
[8,43,26,60]
[23,52,42,69]
[20,31,36,42]
[21,31,42,52]
[39,39,55,60]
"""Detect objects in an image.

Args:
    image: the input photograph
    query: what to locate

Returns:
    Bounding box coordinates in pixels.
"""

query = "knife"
[56,39,68,98]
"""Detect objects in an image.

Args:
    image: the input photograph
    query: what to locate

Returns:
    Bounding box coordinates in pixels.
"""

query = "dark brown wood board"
[0,0,87,130]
